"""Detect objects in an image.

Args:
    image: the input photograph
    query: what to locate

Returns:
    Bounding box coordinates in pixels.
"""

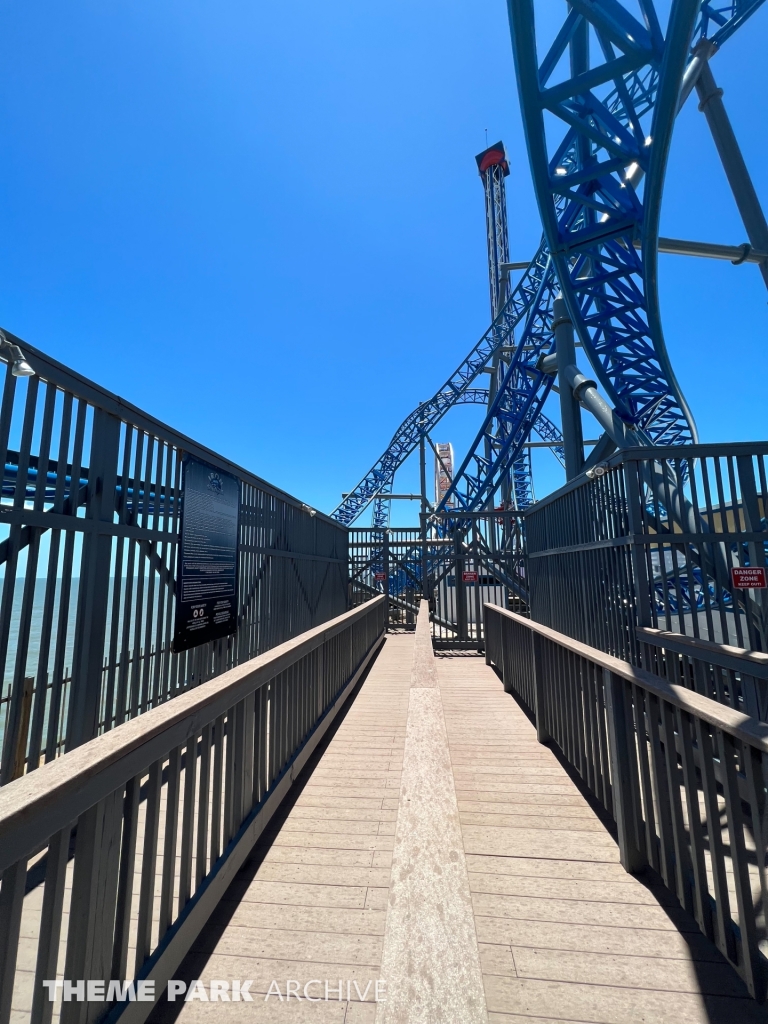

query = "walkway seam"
[377,604,488,1023]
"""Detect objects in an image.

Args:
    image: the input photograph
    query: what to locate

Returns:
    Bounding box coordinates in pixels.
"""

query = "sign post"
[172,456,240,653]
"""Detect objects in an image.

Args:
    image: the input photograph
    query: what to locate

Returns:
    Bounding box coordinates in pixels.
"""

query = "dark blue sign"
[172,455,240,653]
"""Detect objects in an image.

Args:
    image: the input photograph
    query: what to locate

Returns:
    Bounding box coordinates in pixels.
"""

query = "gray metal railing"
[638,626,768,722]
[0,330,349,783]
[0,595,386,1024]
[350,512,526,646]
[485,602,768,1002]
[525,442,768,661]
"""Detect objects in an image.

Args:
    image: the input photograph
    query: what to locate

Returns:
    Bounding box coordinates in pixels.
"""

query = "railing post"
[484,606,493,665]
[419,512,429,603]
[472,523,483,653]
[455,530,467,643]
[623,457,653,638]
[66,409,121,750]
[0,858,26,1024]
[531,631,550,744]
[736,454,768,652]
[604,668,647,873]
[383,530,390,632]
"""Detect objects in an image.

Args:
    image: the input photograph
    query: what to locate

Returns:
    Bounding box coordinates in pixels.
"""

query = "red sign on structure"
[462,570,479,583]
[374,572,386,582]
[731,566,767,589]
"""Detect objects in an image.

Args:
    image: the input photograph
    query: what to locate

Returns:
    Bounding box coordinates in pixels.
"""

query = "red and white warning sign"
[462,570,479,583]
[374,572,386,582]
[731,566,767,589]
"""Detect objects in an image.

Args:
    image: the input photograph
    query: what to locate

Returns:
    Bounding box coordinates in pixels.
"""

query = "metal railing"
[349,512,526,647]
[638,626,768,722]
[525,442,768,661]
[485,602,768,1002]
[0,595,386,1024]
[349,527,421,627]
[0,331,349,783]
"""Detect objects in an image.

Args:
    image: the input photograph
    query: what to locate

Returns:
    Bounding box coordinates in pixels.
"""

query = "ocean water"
[0,576,167,754]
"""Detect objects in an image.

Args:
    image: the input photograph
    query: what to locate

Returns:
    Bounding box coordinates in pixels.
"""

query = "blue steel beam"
[366,395,567,530]
[331,241,552,525]
[338,0,764,527]
[508,0,698,444]
[439,0,764,513]
[369,388,505,530]
[438,256,560,511]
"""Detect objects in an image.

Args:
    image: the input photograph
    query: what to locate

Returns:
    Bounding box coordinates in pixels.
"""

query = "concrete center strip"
[411,599,439,689]
[378,601,488,1024]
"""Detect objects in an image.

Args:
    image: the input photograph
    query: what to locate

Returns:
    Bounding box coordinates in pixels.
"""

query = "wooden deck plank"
[147,632,414,1023]
[435,650,768,1024]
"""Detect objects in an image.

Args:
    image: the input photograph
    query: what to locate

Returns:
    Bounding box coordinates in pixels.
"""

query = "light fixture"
[11,353,34,377]
[0,330,34,377]
[554,167,567,176]
[585,462,610,480]
[301,503,317,517]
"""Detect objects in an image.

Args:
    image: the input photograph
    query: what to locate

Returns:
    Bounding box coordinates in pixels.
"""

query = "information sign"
[172,456,240,653]
[462,570,479,583]
[730,566,767,590]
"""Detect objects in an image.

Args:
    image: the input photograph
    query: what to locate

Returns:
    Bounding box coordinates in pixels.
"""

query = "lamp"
[0,331,34,377]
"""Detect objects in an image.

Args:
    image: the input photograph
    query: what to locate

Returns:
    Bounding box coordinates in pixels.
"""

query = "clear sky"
[1,1,767,523]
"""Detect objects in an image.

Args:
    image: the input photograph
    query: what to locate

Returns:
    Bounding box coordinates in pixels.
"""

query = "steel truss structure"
[334,0,766,526]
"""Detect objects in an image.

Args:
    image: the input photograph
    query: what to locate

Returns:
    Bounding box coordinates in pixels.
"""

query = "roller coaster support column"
[552,296,584,481]
[419,413,430,602]
[695,61,768,290]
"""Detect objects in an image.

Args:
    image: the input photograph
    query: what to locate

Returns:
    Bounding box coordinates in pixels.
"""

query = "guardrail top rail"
[485,601,768,1002]
[0,331,348,784]
[0,595,386,1024]
[638,626,768,723]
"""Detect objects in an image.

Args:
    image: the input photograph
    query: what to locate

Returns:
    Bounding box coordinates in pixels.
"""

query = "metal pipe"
[561,365,637,451]
[553,297,584,480]
[677,38,718,111]
[516,234,768,271]
[524,439,599,448]
[634,236,768,264]
[342,493,424,501]
[419,418,428,518]
[695,61,768,289]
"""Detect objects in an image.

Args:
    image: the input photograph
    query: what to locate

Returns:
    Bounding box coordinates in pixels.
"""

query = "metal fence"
[0,331,348,784]
[0,595,385,1024]
[349,527,420,628]
[526,443,768,662]
[349,512,526,647]
[485,603,768,1001]
[637,626,768,722]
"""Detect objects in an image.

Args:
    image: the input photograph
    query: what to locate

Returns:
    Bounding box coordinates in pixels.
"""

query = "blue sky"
[1,1,767,523]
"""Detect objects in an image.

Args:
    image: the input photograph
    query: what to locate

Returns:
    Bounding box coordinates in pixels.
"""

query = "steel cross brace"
[441,0,765,514]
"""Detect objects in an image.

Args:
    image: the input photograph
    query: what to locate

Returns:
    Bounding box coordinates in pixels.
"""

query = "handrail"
[637,625,768,722]
[485,602,768,1000]
[490,605,768,752]
[0,597,384,875]
[0,596,386,1024]
[0,332,350,785]
[637,626,768,677]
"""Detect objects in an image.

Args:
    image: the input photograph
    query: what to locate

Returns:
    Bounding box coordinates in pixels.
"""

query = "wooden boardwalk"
[148,627,768,1024]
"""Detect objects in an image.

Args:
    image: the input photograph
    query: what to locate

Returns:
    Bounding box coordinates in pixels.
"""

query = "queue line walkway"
[148,617,768,1024]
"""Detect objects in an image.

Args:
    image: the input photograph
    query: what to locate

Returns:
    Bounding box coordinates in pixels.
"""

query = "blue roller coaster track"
[334,0,766,526]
